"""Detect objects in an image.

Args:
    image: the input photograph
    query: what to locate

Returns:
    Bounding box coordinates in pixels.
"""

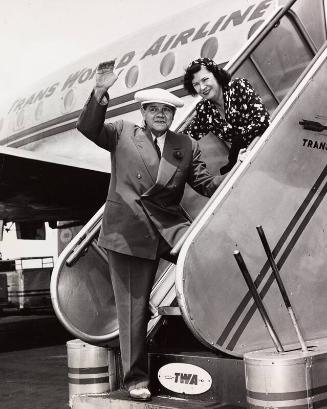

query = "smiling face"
[191,66,222,104]
[141,103,175,137]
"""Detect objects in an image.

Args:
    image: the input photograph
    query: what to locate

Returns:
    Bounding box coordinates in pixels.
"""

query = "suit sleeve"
[76,90,123,152]
[187,140,224,197]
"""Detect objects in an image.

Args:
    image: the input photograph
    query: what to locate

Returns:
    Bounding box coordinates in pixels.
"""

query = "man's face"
[141,103,175,136]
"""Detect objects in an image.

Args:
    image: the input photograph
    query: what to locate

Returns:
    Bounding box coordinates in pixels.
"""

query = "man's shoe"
[129,387,151,401]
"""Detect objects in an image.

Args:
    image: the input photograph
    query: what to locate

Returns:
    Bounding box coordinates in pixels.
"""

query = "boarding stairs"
[50,0,327,407]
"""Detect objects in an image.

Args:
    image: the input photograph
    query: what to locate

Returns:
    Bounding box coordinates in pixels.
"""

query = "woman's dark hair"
[183,58,231,96]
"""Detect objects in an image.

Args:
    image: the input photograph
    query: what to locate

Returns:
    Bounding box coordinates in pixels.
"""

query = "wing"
[0,146,109,223]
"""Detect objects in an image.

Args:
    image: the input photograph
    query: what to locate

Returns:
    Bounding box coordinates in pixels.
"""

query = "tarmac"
[0,310,72,409]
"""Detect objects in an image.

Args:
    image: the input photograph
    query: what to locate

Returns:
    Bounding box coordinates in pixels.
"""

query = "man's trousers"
[107,254,161,390]
[106,237,177,391]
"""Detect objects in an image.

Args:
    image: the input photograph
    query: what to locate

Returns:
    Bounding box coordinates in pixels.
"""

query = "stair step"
[71,390,241,409]
[149,351,245,405]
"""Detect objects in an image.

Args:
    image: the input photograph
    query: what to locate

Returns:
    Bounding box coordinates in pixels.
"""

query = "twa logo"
[174,372,198,385]
[158,363,212,394]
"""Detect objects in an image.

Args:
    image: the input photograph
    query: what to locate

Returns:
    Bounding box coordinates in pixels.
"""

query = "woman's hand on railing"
[238,148,249,162]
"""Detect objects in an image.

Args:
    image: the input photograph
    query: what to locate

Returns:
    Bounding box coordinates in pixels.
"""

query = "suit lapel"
[142,130,184,197]
[132,127,159,184]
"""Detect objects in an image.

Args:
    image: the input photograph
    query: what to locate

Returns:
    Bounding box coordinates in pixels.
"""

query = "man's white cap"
[134,88,184,108]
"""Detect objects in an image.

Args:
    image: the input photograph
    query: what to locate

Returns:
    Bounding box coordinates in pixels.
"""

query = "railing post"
[256,225,307,352]
[234,250,284,353]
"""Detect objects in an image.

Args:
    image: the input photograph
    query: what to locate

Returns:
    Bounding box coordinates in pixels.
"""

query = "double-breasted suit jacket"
[77,92,223,260]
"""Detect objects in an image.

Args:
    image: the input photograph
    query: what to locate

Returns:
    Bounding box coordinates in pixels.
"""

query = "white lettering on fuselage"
[8,0,272,114]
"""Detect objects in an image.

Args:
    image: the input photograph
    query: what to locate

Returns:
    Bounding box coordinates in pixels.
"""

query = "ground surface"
[0,311,72,409]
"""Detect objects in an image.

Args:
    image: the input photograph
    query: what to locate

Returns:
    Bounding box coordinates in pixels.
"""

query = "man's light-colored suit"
[77,92,222,390]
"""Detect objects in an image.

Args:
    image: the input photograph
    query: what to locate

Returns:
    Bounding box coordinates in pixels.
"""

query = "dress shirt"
[151,132,166,156]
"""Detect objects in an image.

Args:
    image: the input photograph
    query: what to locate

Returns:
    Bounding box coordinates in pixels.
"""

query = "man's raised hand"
[95,60,118,91]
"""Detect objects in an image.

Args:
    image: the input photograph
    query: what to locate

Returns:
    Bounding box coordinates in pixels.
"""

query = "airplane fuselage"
[0,0,276,174]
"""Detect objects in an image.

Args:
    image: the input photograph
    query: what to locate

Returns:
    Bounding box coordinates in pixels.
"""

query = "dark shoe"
[129,387,151,401]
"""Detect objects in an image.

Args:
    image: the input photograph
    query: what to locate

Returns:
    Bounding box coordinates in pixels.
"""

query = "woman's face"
[191,66,221,103]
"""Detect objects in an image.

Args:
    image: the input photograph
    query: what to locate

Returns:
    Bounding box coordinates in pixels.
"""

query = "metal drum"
[176,47,327,356]
[244,339,327,408]
[67,339,117,405]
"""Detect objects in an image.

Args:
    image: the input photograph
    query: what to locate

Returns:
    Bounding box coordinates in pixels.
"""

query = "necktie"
[154,137,161,159]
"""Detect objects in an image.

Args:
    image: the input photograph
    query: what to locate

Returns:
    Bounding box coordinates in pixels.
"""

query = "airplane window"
[160,53,175,76]
[35,101,43,121]
[125,66,139,88]
[63,89,75,112]
[200,37,218,60]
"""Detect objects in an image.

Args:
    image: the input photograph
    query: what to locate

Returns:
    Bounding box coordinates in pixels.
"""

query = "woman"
[183,58,270,174]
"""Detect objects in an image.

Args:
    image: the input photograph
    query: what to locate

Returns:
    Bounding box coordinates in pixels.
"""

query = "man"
[77,61,224,401]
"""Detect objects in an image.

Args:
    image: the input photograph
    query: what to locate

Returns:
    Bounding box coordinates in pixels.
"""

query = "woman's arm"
[184,101,211,140]
[224,78,270,146]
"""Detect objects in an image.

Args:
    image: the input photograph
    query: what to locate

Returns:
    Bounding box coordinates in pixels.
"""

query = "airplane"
[0,0,277,246]
[47,0,327,407]
[48,0,327,343]
[2,0,327,406]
